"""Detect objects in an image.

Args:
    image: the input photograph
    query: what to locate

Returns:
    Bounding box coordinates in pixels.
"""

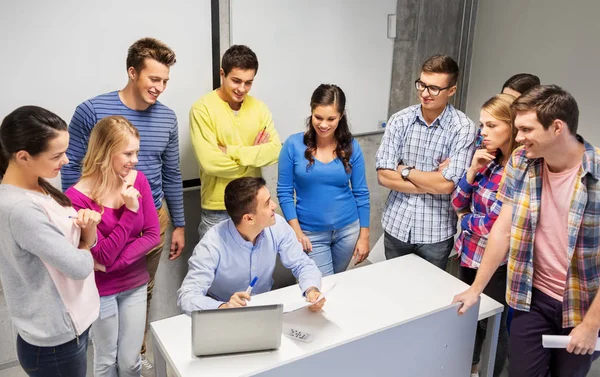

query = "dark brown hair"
[222,45,258,76]
[126,37,176,72]
[0,106,72,207]
[421,54,460,87]
[224,177,267,225]
[304,84,353,173]
[511,85,579,134]
[502,73,540,95]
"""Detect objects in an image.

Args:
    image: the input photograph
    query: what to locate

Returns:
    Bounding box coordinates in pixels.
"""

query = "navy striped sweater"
[61,91,185,227]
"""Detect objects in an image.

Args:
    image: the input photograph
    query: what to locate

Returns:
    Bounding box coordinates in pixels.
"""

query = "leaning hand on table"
[305,287,325,312]
[451,287,480,315]
[219,291,251,309]
[566,321,599,355]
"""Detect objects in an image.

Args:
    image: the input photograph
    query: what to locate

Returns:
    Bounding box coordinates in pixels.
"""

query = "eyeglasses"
[414,80,453,97]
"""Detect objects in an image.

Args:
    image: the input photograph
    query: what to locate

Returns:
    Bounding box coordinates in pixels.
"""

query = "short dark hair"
[421,54,460,87]
[126,37,176,73]
[221,45,258,76]
[512,85,579,134]
[502,73,540,95]
[224,177,267,225]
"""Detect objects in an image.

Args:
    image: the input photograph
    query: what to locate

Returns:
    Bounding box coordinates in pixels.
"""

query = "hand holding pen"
[69,208,102,229]
[219,277,258,309]
[253,126,269,145]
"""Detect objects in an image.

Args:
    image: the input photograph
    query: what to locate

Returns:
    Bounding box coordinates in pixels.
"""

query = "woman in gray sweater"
[0,106,101,377]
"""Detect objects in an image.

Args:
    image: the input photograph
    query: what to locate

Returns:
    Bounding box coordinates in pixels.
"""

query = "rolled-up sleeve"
[376,114,403,171]
[441,118,476,184]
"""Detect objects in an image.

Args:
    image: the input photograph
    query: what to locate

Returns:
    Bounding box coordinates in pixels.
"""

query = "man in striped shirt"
[376,54,475,270]
[61,37,185,370]
[454,85,600,376]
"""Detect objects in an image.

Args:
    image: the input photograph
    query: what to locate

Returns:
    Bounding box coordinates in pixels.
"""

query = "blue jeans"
[198,209,230,240]
[383,231,454,270]
[304,220,360,276]
[16,327,89,377]
[92,284,147,377]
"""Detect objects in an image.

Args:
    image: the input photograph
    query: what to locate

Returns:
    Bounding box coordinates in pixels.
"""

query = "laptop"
[192,304,284,356]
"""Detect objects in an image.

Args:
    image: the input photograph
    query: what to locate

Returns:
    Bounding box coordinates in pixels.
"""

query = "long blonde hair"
[81,116,139,204]
[481,93,518,159]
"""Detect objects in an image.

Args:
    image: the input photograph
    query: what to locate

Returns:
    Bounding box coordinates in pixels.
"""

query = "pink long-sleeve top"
[66,171,160,296]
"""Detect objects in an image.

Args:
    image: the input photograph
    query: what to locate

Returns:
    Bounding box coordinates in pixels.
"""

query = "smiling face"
[129,58,170,109]
[479,109,512,152]
[111,134,140,178]
[219,68,256,109]
[25,130,70,179]
[311,104,341,140]
[417,72,456,113]
[514,110,555,159]
[247,186,277,229]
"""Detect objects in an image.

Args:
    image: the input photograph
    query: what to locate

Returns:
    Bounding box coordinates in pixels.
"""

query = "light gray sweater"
[0,184,99,347]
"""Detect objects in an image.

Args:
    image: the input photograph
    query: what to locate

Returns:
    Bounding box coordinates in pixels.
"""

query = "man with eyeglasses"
[375,54,475,270]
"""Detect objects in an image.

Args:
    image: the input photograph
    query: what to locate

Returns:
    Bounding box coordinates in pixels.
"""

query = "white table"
[151,249,503,377]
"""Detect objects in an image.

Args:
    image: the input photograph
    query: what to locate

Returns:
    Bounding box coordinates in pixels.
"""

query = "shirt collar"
[580,135,600,180]
[226,219,266,250]
[526,135,600,180]
[416,104,451,129]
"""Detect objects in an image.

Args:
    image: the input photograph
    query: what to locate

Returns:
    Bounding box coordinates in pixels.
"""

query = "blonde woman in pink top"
[65,116,160,377]
[0,106,100,377]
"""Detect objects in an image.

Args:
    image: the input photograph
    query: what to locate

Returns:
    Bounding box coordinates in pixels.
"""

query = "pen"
[246,276,258,295]
[258,126,267,139]
[119,175,142,198]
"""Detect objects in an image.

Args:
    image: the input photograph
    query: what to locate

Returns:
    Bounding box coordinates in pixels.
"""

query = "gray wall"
[389,0,477,115]
[465,0,600,143]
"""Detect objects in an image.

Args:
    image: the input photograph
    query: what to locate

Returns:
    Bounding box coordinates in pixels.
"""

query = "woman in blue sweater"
[277,84,370,276]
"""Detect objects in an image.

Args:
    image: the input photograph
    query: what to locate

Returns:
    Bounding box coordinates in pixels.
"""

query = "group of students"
[0,35,598,377]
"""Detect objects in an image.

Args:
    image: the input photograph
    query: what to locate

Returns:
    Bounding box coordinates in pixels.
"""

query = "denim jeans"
[383,231,454,270]
[16,327,89,377]
[304,219,360,276]
[92,284,147,377]
[197,209,230,240]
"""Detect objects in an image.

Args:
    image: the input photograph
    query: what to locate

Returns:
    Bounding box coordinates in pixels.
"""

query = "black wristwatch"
[401,166,414,180]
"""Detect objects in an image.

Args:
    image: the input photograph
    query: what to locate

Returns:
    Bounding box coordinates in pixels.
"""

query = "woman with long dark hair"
[277,84,370,275]
[0,106,100,376]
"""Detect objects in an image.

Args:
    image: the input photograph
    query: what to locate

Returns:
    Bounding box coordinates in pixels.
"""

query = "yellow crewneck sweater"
[189,90,281,210]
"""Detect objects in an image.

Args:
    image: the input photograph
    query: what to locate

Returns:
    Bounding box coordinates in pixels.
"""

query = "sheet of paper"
[542,335,600,350]
[246,283,337,313]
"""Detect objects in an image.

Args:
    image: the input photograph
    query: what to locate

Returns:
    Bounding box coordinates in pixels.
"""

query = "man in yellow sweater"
[190,45,282,239]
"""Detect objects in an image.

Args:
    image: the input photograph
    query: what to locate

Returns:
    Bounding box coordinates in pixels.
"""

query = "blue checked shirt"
[376,104,476,243]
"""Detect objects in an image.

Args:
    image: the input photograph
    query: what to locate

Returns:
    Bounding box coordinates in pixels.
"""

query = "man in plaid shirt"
[454,85,600,376]
[376,54,475,270]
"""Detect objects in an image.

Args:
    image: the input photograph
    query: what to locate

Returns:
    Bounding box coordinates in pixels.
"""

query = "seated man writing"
[178,177,324,313]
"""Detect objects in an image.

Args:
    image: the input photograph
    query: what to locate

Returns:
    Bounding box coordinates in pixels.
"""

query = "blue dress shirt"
[177,214,322,312]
